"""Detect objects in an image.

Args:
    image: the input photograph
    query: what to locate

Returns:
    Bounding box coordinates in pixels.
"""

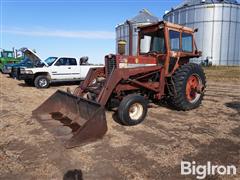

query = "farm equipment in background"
[0,48,23,72]
[2,48,38,76]
[2,58,34,77]
[33,21,206,148]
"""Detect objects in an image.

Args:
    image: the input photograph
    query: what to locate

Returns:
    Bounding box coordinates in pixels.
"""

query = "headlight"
[26,70,33,74]
[20,69,33,74]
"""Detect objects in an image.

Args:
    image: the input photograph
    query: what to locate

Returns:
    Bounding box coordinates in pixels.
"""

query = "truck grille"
[11,67,20,79]
[106,56,116,75]
[11,67,17,78]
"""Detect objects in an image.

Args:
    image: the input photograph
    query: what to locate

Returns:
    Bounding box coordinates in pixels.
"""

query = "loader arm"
[74,67,105,96]
[97,66,163,106]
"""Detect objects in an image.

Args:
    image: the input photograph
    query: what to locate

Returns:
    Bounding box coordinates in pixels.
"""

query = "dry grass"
[204,66,240,82]
[0,73,240,179]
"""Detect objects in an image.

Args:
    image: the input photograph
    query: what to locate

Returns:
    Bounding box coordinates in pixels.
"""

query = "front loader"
[33,21,206,148]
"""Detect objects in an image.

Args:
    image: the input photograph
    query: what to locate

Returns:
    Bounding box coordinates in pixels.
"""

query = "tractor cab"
[0,49,23,71]
[0,50,14,58]
[137,21,201,75]
[113,21,201,76]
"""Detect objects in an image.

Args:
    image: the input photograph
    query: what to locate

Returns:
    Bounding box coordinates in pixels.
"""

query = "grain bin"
[116,9,159,56]
[164,0,240,66]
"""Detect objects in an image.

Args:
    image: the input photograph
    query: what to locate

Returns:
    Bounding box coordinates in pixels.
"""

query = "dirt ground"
[0,72,239,180]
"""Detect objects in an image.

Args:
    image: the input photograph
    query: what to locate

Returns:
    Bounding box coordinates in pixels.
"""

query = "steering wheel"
[148,51,158,56]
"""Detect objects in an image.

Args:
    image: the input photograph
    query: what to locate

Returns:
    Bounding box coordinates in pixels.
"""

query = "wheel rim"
[186,74,202,103]
[39,79,47,87]
[129,103,143,120]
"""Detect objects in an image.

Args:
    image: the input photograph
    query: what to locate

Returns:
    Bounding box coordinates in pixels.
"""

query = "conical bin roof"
[128,9,159,24]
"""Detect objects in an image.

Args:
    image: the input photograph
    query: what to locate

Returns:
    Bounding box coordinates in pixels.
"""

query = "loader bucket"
[32,90,107,148]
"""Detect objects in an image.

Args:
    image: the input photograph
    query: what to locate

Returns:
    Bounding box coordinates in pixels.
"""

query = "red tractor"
[33,21,206,148]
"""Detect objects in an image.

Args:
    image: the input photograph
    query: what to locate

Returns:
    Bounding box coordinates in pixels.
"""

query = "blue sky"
[1,0,181,63]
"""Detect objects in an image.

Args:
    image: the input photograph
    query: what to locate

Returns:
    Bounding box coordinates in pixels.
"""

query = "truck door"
[51,58,79,80]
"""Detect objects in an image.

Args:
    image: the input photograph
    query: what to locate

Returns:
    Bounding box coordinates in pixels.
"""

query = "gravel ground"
[0,73,239,180]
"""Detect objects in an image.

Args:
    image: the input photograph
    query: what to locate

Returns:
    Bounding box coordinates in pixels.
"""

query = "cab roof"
[138,21,195,33]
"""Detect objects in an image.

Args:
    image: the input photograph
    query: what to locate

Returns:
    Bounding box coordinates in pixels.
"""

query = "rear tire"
[34,75,50,88]
[118,94,148,126]
[169,63,206,110]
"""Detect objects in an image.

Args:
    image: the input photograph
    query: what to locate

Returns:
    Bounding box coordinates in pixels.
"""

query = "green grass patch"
[203,66,240,82]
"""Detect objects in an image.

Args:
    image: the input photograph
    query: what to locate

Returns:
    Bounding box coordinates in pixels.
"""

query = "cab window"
[152,37,165,52]
[68,58,77,66]
[182,33,193,52]
[140,29,165,54]
[55,58,68,66]
[169,30,180,51]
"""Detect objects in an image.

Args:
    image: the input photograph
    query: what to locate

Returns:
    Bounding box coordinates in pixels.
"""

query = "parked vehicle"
[0,48,23,72]
[17,48,103,88]
[33,21,206,148]
[2,58,34,77]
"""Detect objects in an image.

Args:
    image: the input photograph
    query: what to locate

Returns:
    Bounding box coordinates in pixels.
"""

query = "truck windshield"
[44,57,58,66]
[140,29,165,54]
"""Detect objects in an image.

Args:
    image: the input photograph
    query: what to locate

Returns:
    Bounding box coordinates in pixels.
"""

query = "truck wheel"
[170,63,206,110]
[118,94,148,126]
[24,79,34,86]
[34,75,50,88]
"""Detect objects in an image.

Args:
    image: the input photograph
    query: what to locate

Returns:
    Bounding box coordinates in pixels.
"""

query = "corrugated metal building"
[164,0,240,66]
[116,9,159,56]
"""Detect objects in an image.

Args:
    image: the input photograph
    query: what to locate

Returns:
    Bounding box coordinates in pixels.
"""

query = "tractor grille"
[106,56,116,75]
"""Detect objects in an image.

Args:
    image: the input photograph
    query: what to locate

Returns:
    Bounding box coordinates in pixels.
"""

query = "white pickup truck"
[17,48,103,88]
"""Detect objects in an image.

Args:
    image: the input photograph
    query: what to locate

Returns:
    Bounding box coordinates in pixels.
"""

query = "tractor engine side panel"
[105,54,158,75]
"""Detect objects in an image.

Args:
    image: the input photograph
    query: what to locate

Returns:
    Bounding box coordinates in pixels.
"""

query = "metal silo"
[163,0,240,66]
[116,9,159,56]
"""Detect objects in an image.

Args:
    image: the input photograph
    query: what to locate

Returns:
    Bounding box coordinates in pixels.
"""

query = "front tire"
[118,94,148,126]
[34,75,50,88]
[170,63,206,110]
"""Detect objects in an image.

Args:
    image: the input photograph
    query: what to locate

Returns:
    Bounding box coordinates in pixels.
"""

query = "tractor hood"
[20,48,48,66]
